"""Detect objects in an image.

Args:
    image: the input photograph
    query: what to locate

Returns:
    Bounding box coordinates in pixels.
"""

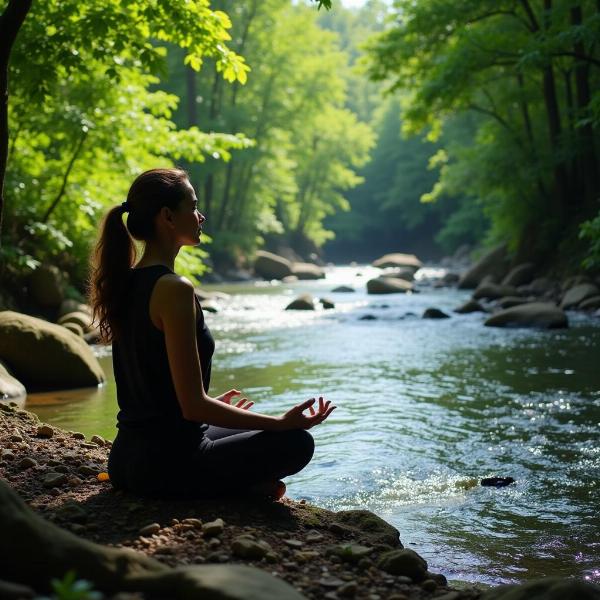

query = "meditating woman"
[88,168,335,499]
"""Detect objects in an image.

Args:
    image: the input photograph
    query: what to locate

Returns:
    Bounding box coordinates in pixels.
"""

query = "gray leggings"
[108,423,314,498]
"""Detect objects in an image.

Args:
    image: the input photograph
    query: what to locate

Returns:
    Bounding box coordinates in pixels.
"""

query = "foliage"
[580,211,600,270]
[2,0,254,287]
[48,570,102,600]
[161,0,374,265]
[366,0,600,262]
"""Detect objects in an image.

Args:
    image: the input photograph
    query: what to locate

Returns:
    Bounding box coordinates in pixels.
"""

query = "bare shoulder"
[154,273,195,297]
[150,274,196,328]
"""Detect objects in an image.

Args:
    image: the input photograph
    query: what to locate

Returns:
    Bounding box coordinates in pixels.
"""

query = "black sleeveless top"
[112,265,215,430]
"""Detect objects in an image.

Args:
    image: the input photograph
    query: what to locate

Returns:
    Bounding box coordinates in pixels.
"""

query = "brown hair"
[88,168,190,343]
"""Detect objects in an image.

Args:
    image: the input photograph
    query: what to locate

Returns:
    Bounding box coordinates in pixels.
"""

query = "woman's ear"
[158,206,176,228]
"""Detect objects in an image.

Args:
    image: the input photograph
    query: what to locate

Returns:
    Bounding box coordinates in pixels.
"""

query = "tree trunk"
[0,0,33,247]
[571,5,599,208]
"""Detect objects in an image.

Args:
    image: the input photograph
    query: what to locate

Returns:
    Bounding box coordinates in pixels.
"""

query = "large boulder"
[384,267,415,282]
[333,509,401,547]
[372,253,422,271]
[579,295,600,311]
[522,277,559,297]
[501,263,535,287]
[366,277,413,294]
[560,283,600,309]
[498,296,531,309]
[254,251,292,280]
[484,303,568,329]
[0,311,105,390]
[473,283,518,300]
[482,577,600,600]
[458,243,509,289]
[0,361,26,402]
[27,264,64,308]
[422,308,450,319]
[291,262,325,280]
[57,311,95,333]
[57,299,92,319]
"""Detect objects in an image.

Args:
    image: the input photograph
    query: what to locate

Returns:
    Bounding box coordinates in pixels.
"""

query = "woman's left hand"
[215,389,254,410]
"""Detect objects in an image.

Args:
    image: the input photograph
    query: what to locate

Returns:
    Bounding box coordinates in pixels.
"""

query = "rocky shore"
[0,402,480,600]
[2,404,599,600]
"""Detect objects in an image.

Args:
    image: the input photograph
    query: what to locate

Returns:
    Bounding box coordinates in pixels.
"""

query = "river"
[25,265,600,586]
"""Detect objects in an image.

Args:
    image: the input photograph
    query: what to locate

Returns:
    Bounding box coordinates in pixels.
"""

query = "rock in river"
[372,253,422,271]
[285,294,315,310]
[458,243,509,289]
[377,548,428,581]
[484,303,568,329]
[481,577,600,600]
[366,277,413,294]
[254,251,293,280]
[0,311,105,390]
[560,283,600,309]
[454,300,486,314]
[422,308,450,319]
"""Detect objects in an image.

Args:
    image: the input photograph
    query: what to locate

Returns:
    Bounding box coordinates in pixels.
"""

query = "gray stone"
[473,283,518,300]
[385,267,415,282]
[231,536,271,560]
[55,502,87,524]
[481,577,600,600]
[501,263,535,287]
[285,294,315,310]
[18,457,37,470]
[330,544,372,563]
[498,296,530,309]
[458,243,509,289]
[372,253,422,271]
[332,286,355,293]
[338,581,358,597]
[366,277,413,294]
[57,311,94,333]
[0,579,34,599]
[454,300,486,314]
[422,308,450,319]
[377,548,428,581]
[37,424,54,438]
[305,530,325,543]
[334,509,401,546]
[139,523,161,536]
[0,361,26,402]
[319,298,335,309]
[291,262,325,280]
[561,283,600,309]
[485,303,568,329]
[42,472,68,488]
[580,295,600,311]
[202,518,225,537]
[254,251,293,280]
[0,311,105,390]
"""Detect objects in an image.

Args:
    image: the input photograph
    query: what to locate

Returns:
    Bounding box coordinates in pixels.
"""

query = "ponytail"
[88,167,189,343]
[88,204,136,343]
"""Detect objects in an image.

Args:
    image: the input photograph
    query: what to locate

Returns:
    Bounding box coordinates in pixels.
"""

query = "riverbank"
[0,402,483,599]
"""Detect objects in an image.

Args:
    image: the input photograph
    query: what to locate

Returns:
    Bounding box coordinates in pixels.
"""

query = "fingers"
[296,398,316,413]
[235,397,253,410]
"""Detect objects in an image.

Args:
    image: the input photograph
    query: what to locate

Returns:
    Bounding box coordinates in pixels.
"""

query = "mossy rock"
[0,311,105,390]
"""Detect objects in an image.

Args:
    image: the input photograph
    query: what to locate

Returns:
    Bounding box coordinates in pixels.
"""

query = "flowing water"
[25,266,600,585]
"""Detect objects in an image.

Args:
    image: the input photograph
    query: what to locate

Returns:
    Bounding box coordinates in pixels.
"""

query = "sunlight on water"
[25,265,600,585]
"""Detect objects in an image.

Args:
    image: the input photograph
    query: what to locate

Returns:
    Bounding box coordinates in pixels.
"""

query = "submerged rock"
[285,294,315,310]
[484,303,568,329]
[422,308,450,319]
[332,285,355,293]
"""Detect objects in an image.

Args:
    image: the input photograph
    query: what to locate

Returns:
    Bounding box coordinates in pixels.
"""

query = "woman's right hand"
[279,397,336,430]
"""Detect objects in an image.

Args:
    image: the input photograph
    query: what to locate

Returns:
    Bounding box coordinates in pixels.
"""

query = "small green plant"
[580,212,600,270]
[49,571,103,600]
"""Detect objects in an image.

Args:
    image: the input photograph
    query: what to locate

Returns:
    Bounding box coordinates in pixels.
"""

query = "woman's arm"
[153,275,335,430]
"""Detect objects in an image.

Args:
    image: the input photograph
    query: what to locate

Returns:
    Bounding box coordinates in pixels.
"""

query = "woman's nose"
[198,212,206,224]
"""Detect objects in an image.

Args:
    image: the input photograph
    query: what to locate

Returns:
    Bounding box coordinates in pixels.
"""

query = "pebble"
[181,517,203,529]
[231,535,271,560]
[332,543,372,563]
[78,465,97,476]
[208,537,221,548]
[387,595,408,600]
[338,581,358,597]
[306,530,325,543]
[1,449,15,461]
[81,442,98,449]
[55,502,87,523]
[18,457,37,470]
[71,432,86,439]
[295,550,319,563]
[329,522,352,536]
[202,518,224,537]
[284,538,304,548]
[318,576,345,588]
[42,472,67,488]
[139,523,161,536]
[67,476,83,487]
[9,432,23,443]
[37,424,54,438]
[90,434,105,446]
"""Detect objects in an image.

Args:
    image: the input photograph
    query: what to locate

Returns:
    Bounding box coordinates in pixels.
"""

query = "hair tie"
[121,201,130,212]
